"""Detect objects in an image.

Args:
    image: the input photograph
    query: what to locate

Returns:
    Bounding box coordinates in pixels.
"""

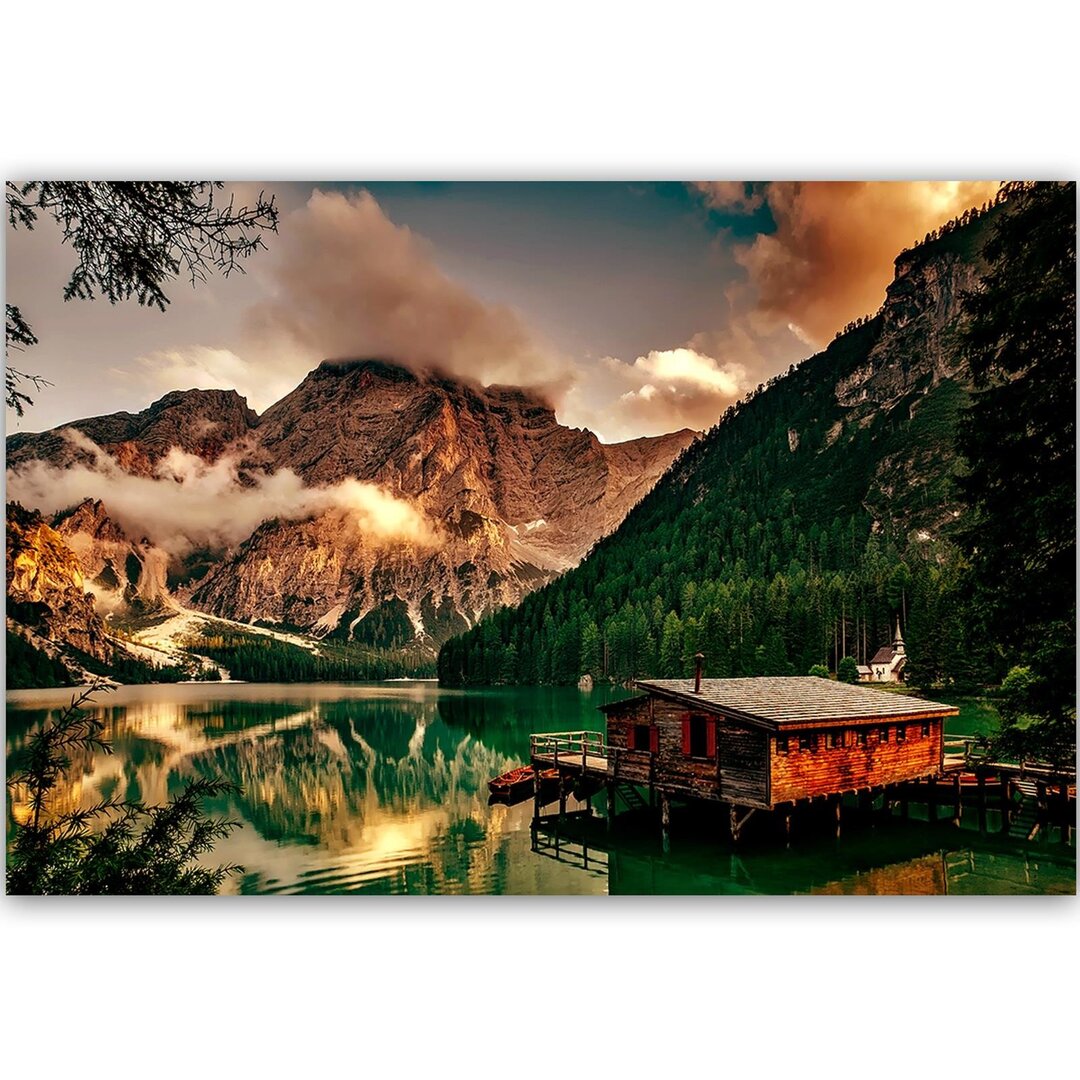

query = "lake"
[6,682,1074,895]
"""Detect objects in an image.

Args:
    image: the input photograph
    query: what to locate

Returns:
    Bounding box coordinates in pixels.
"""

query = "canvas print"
[4,180,1075,895]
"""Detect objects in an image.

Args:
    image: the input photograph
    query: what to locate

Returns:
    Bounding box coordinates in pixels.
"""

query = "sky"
[4,181,998,443]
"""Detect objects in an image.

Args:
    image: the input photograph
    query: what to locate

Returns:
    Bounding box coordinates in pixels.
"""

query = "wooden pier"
[526,727,1075,846]
[530,731,610,781]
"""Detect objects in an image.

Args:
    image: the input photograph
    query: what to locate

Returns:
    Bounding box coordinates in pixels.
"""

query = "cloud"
[696,181,1000,344]
[561,347,753,441]
[7,431,438,557]
[689,181,766,213]
[246,188,571,389]
[129,188,573,412]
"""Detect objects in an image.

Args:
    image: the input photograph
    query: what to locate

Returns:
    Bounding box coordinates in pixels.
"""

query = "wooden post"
[728,803,739,843]
[606,784,616,831]
[952,774,961,826]
[558,773,567,820]
[784,807,792,847]
[533,769,542,823]
[660,790,671,854]
[977,772,987,833]
[833,794,842,839]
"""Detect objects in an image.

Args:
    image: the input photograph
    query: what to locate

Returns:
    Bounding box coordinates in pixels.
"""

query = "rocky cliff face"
[835,244,980,411]
[6,502,113,663]
[53,499,171,611]
[7,362,694,651]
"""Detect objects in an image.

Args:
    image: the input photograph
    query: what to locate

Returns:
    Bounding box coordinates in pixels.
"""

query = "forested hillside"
[439,183,1075,700]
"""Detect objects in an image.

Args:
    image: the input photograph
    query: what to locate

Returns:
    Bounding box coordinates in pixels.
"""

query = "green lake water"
[5,682,1074,895]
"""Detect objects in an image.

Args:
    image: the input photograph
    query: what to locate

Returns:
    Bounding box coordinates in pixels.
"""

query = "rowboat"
[488,765,562,805]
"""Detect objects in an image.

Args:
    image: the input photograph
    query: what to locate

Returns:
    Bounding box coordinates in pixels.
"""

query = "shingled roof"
[627,676,957,729]
[870,645,898,665]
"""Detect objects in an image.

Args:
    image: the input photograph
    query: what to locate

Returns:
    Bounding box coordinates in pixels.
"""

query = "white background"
[3,2,1077,1077]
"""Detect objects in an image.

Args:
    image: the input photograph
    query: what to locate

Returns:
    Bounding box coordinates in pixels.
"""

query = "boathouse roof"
[617,676,957,729]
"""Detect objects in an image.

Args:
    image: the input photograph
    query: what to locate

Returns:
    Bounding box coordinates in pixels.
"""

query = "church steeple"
[893,618,905,654]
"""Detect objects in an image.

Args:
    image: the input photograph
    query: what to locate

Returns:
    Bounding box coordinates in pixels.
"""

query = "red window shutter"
[681,714,691,756]
[649,726,659,754]
[706,719,717,758]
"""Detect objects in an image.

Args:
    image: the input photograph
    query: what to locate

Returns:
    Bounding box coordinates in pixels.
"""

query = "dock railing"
[530,730,609,772]
[944,735,986,766]
[942,735,1076,782]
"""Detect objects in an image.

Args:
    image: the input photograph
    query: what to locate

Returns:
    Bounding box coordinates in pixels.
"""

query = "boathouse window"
[632,724,656,752]
[897,724,907,743]
[799,733,813,751]
[682,714,716,758]
[879,727,890,743]
[921,722,931,737]
[857,730,868,747]
[777,735,789,754]
[826,730,845,749]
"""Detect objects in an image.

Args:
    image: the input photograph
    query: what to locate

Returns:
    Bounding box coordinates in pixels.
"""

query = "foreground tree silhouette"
[5,181,278,414]
[7,682,243,895]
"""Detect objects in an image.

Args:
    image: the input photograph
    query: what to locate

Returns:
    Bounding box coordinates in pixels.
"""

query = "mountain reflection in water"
[5,682,1074,895]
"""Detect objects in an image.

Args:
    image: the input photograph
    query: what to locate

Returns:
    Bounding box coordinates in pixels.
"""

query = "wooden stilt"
[558,774,567,820]
[952,774,961,825]
[833,794,842,839]
[605,785,616,831]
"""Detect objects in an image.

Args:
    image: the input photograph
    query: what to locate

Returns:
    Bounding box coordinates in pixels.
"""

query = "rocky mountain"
[6,502,113,665]
[6,361,694,660]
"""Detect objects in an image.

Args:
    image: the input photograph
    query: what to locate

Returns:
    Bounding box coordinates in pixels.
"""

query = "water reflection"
[6,682,1074,895]
[6,683,620,895]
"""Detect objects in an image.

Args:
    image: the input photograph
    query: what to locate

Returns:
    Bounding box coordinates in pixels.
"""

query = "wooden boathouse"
[530,669,962,840]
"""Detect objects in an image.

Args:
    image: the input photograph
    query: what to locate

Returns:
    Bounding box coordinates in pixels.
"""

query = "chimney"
[694,652,705,693]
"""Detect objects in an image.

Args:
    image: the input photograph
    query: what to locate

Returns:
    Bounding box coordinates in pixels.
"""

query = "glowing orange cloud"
[695,181,1000,344]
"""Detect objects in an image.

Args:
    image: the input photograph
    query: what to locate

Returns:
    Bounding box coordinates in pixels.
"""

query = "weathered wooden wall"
[769,719,943,804]
[605,696,770,807]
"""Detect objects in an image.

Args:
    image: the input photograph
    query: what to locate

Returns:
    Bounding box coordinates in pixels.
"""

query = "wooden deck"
[531,751,610,778]
[530,732,610,779]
